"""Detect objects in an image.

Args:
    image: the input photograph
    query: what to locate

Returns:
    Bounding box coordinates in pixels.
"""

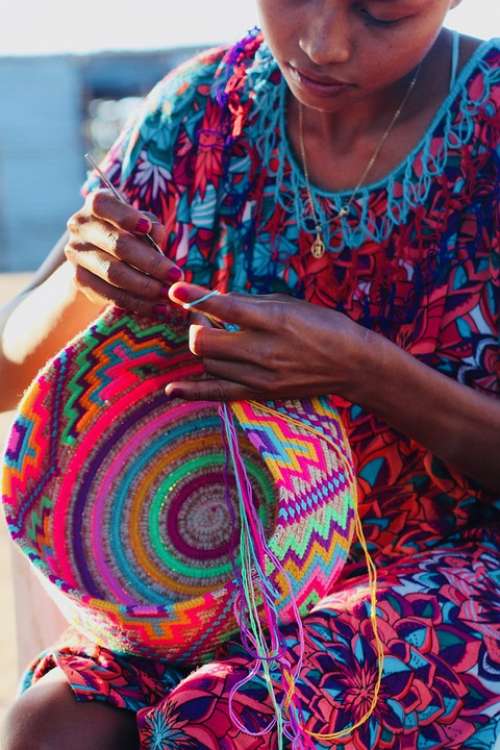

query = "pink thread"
[218,403,308,747]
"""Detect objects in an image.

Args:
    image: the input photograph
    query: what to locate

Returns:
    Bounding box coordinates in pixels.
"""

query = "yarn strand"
[184,291,383,747]
[219,402,305,748]
[247,401,384,741]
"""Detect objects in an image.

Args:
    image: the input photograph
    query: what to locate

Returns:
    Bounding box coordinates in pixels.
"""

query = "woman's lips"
[288,65,354,96]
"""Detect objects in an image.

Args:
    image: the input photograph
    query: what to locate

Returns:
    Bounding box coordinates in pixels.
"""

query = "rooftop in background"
[0,0,497,57]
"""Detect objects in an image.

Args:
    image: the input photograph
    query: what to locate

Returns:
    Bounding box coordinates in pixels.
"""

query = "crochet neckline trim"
[278,36,499,200]
[244,35,499,249]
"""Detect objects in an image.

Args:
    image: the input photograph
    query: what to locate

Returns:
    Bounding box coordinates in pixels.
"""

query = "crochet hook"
[84,152,163,255]
[84,154,226,327]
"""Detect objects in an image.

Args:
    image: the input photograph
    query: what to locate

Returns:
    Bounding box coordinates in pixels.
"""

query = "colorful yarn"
[2,306,357,668]
[181,289,382,746]
[218,402,304,749]
[181,289,222,309]
[183,287,306,746]
[218,400,383,748]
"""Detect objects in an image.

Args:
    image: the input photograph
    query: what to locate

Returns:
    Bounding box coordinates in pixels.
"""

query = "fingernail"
[167,266,183,283]
[189,324,202,355]
[135,216,152,234]
[169,284,191,303]
[153,304,169,317]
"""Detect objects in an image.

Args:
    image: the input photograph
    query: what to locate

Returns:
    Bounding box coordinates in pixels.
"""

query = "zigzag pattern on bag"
[2,307,356,664]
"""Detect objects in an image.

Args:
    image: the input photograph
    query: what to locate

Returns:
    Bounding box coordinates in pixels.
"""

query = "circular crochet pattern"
[2,308,356,664]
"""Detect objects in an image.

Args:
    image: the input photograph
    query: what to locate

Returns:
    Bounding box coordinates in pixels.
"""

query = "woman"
[1,1,499,748]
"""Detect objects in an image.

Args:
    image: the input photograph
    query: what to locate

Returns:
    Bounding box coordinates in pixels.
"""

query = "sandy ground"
[0,274,34,721]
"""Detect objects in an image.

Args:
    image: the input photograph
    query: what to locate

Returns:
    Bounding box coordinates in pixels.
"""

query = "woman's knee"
[1,667,139,750]
[2,671,72,750]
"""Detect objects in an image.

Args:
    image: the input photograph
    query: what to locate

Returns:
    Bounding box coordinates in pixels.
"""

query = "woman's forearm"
[0,262,104,412]
[352,330,500,494]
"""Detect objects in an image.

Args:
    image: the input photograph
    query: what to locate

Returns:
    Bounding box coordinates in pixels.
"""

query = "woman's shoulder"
[82,31,269,215]
[457,33,498,58]
[113,31,267,177]
[413,31,499,178]
[126,29,497,137]
[452,33,499,116]
[138,30,266,127]
[135,45,231,133]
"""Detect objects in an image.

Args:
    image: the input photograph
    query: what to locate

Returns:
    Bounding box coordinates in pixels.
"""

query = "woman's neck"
[289,29,451,155]
[284,29,466,192]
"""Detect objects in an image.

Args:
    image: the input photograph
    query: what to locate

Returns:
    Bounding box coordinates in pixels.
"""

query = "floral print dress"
[25,29,500,750]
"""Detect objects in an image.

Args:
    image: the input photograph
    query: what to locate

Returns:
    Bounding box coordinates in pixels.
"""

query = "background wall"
[0,48,202,271]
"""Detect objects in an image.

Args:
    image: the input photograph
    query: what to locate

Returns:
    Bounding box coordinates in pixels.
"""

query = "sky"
[0,0,498,56]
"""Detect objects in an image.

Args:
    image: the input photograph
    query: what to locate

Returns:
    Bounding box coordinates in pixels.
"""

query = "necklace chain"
[298,62,423,259]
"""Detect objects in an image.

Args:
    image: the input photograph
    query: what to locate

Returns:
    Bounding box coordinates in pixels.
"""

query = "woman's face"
[256,0,461,112]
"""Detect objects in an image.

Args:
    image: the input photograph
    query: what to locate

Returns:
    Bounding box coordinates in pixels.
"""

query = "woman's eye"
[361,9,400,26]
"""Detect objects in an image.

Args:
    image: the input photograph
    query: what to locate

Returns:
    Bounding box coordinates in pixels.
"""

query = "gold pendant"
[311,233,325,259]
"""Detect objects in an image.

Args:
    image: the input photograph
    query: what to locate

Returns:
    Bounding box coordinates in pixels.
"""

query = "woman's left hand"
[164,284,500,494]
[166,282,372,402]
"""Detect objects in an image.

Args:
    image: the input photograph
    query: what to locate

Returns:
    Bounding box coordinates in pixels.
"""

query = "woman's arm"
[164,282,500,495]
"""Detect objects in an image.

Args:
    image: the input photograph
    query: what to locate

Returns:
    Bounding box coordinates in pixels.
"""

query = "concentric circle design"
[60,398,276,604]
[1,308,357,663]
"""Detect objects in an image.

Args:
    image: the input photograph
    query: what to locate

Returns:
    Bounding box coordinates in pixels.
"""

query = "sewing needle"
[84,152,163,255]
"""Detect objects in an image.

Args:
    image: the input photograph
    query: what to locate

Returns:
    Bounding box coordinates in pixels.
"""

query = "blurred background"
[0,0,498,723]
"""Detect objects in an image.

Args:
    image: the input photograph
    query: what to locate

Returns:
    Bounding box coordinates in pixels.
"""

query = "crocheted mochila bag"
[2,307,356,665]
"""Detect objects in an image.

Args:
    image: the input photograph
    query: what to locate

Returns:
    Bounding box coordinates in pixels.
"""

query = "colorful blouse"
[86,29,500,563]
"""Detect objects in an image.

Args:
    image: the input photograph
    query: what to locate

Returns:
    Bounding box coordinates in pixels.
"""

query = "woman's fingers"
[71,219,180,283]
[65,189,185,309]
[202,358,272,391]
[189,325,237,357]
[169,283,273,330]
[66,242,173,301]
[188,325,268,369]
[84,189,160,238]
[72,265,174,318]
[165,377,255,402]
[189,310,217,330]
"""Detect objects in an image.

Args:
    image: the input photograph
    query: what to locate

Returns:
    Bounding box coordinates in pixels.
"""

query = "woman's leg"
[137,540,500,750]
[2,667,140,750]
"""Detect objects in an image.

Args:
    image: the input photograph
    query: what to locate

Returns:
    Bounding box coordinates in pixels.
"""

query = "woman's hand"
[166,282,371,402]
[64,189,185,318]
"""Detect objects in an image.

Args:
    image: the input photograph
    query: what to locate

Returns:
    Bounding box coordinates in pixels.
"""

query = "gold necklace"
[298,62,423,259]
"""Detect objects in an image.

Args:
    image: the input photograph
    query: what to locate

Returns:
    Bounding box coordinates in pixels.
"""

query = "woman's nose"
[298,7,351,67]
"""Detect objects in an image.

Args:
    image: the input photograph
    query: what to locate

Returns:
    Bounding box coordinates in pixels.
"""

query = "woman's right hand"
[64,189,185,318]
